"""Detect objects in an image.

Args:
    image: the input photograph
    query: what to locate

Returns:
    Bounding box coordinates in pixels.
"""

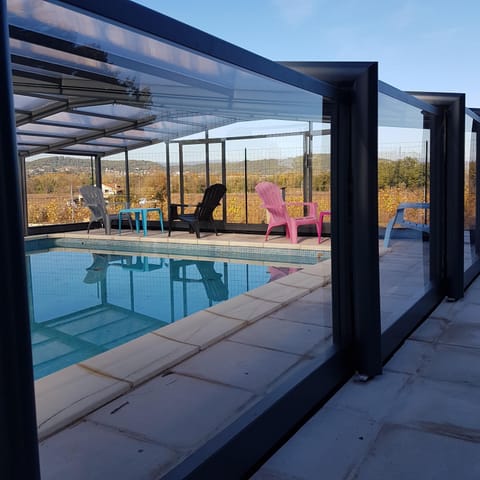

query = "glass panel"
[378,92,431,331]
[12,3,336,471]
[465,113,478,269]
[222,120,310,224]
[12,0,332,390]
[101,156,127,215]
[311,121,332,215]
[103,144,168,218]
[26,154,95,226]
[208,143,224,221]
[181,143,208,206]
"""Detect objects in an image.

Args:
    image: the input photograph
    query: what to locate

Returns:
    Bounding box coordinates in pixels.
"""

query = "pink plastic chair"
[255,181,326,244]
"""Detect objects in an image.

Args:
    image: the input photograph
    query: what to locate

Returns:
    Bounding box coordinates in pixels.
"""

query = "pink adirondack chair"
[255,181,324,244]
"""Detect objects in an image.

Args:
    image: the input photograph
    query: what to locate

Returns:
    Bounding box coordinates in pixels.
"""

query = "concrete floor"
[36,229,480,479]
[252,275,480,479]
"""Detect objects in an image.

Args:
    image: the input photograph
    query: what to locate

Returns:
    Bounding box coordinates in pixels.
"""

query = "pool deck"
[36,229,334,478]
[36,228,480,479]
[253,277,480,480]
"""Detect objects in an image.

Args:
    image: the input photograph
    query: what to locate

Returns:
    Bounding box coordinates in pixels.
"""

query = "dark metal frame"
[0,0,40,477]
[1,1,478,478]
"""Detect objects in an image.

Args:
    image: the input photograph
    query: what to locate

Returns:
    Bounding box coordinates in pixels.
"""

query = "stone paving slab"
[205,293,282,323]
[251,406,381,480]
[439,322,480,349]
[409,317,451,343]
[326,371,412,422]
[171,340,306,394]
[388,376,480,433]
[36,364,130,441]
[383,339,435,375]
[79,333,199,386]
[87,373,255,451]
[418,343,480,386]
[40,420,179,480]
[153,309,246,349]
[228,316,331,356]
[270,298,332,327]
[245,281,310,304]
[353,425,480,480]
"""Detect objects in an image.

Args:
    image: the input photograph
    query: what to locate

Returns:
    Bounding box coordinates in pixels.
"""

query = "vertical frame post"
[94,154,102,188]
[19,153,28,234]
[331,96,354,349]
[205,130,210,187]
[166,141,171,208]
[350,64,382,376]
[0,0,41,476]
[179,143,185,207]
[221,140,227,222]
[445,95,466,298]
[124,147,131,206]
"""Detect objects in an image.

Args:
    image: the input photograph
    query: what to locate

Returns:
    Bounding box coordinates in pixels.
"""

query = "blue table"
[118,207,164,236]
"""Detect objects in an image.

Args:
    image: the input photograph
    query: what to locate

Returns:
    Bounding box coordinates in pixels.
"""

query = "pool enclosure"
[2,0,480,478]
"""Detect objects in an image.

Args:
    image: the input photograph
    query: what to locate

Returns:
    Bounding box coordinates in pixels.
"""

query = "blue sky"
[135,0,480,107]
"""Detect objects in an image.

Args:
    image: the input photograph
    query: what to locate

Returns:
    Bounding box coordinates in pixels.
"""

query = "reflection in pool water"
[26,250,301,379]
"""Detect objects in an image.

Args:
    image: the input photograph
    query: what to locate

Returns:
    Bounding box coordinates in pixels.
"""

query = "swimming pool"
[26,241,324,379]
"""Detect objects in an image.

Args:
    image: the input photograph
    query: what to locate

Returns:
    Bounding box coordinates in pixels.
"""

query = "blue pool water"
[27,248,313,379]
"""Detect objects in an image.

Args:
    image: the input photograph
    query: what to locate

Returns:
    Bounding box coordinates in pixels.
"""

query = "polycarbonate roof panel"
[112,130,161,140]
[7,0,330,157]
[56,144,117,153]
[85,137,137,147]
[17,134,65,145]
[13,94,57,111]
[75,104,152,121]
[39,111,124,129]
[17,123,87,137]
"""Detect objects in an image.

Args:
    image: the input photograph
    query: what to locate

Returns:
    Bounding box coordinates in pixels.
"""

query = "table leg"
[134,212,141,233]
[142,209,147,236]
[158,209,164,232]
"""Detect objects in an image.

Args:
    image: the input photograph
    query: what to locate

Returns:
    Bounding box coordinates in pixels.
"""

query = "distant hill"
[26,156,165,174]
[26,153,331,175]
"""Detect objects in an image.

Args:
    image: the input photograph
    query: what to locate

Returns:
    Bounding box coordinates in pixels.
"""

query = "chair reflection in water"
[169,259,229,311]
[83,253,163,284]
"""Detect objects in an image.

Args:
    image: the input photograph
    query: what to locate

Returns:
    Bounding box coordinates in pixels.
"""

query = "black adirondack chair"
[168,183,226,238]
